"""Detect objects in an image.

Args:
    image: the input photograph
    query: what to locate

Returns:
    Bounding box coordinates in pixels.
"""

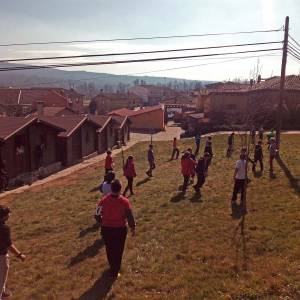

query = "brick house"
[0,117,64,184]
[200,75,300,128]
[129,85,178,105]
[42,116,101,166]
[0,87,84,117]
[109,105,165,132]
[91,91,141,114]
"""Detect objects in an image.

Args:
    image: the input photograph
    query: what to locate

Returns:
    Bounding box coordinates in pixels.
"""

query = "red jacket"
[123,160,137,178]
[181,157,196,176]
[105,155,113,169]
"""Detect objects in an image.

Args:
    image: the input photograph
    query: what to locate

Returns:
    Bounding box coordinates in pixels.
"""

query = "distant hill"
[0,63,214,96]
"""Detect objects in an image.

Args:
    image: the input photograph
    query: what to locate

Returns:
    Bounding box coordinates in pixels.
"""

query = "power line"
[0,48,282,72]
[0,28,284,47]
[288,44,300,57]
[7,52,280,88]
[288,34,300,48]
[288,53,300,64]
[288,48,300,61]
[0,41,283,63]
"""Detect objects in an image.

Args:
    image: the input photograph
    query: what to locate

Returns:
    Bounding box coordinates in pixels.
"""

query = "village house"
[41,115,102,166]
[110,115,131,145]
[195,75,300,129]
[109,105,165,132]
[129,85,179,105]
[91,91,141,114]
[0,87,84,117]
[0,116,65,185]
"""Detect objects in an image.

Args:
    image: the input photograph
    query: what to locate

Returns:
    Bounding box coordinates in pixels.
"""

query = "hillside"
[3,134,300,299]
[0,63,213,96]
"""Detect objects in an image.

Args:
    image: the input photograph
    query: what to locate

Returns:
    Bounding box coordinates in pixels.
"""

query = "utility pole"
[276,16,289,150]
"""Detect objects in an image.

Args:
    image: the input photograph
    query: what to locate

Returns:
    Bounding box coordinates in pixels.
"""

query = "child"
[187,148,196,183]
[269,138,278,173]
[105,151,114,174]
[193,152,210,194]
[204,136,213,165]
[226,132,235,158]
[171,138,179,160]
[99,171,116,195]
[194,132,201,157]
[146,145,155,177]
[252,140,263,172]
[123,155,137,196]
[0,205,26,299]
[231,153,247,207]
[181,152,197,192]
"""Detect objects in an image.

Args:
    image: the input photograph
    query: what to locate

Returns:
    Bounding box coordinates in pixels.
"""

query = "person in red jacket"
[96,180,136,278]
[181,152,197,192]
[105,150,114,174]
[123,155,137,196]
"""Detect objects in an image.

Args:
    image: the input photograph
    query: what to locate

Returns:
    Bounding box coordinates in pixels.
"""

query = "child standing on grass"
[123,155,137,196]
[99,171,116,195]
[269,138,278,173]
[194,132,201,157]
[252,140,264,172]
[146,145,155,177]
[171,137,179,160]
[181,152,197,193]
[204,136,213,165]
[96,180,135,279]
[0,205,26,299]
[231,153,247,208]
[226,132,235,158]
[105,151,114,174]
[193,152,210,195]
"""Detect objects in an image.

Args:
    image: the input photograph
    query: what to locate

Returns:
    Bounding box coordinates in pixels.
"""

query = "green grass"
[3,134,300,300]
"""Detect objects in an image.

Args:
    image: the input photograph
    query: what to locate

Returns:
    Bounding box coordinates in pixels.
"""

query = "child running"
[123,155,137,196]
[99,171,116,195]
[105,151,114,174]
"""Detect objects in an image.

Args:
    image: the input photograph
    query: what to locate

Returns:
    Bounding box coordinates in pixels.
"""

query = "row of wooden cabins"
[0,114,130,186]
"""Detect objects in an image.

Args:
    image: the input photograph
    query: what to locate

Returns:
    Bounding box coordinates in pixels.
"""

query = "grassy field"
[3,134,300,300]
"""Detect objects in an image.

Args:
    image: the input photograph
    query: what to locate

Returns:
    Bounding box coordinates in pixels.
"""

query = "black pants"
[182,175,190,191]
[232,179,246,204]
[171,148,179,160]
[194,174,205,191]
[252,157,263,171]
[101,226,127,276]
[123,177,134,195]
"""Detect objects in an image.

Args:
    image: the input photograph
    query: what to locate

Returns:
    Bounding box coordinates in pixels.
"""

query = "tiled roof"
[30,106,77,117]
[0,116,64,141]
[109,105,163,117]
[205,82,250,91]
[0,88,69,107]
[88,115,112,131]
[249,75,300,91]
[40,116,90,137]
[111,115,128,129]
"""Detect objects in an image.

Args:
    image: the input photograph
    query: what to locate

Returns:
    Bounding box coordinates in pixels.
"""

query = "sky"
[0,0,299,81]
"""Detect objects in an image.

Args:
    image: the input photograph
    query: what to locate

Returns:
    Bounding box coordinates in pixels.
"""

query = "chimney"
[257,75,261,83]
[36,101,45,116]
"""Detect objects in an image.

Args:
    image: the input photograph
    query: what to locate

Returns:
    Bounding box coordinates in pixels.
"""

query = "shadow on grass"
[231,202,246,220]
[190,192,202,203]
[89,186,100,193]
[69,239,104,267]
[77,269,114,300]
[79,223,100,238]
[253,170,263,178]
[136,177,151,187]
[231,214,248,273]
[170,191,186,203]
[276,156,300,195]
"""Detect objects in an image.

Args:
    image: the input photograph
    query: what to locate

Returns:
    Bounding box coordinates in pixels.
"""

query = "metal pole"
[276,16,289,150]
